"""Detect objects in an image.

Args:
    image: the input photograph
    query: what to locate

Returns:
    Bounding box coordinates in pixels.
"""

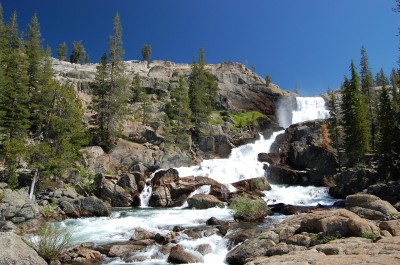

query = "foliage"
[341,61,370,166]
[376,79,398,179]
[41,200,58,219]
[69,40,88,64]
[310,232,342,244]
[141,44,152,62]
[189,48,218,130]
[166,75,192,147]
[56,42,67,61]
[28,222,72,262]
[231,111,267,130]
[265,74,272,87]
[361,231,378,241]
[3,138,26,189]
[320,122,332,149]
[229,194,269,221]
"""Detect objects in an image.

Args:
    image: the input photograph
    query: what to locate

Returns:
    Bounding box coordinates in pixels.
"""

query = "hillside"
[51,59,291,173]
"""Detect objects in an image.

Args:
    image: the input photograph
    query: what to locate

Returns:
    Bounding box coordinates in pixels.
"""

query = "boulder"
[167,245,204,264]
[367,181,400,204]
[298,209,380,237]
[59,247,102,264]
[130,227,155,241]
[226,237,275,265]
[232,177,271,192]
[60,197,110,217]
[345,194,399,220]
[329,168,378,198]
[108,244,144,258]
[257,153,281,165]
[195,243,212,255]
[206,217,227,226]
[0,232,47,265]
[267,164,306,185]
[229,194,270,222]
[187,194,224,209]
[0,188,40,224]
[379,220,400,236]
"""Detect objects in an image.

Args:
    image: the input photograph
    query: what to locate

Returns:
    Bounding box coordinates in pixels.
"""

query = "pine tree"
[375,68,389,87]
[167,75,191,146]
[0,11,30,140]
[57,42,67,61]
[265,74,272,87]
[132,74,150,124]
[130,73,142,103]
[69,40,88,64]
[359,47,376,150]
[341,61,370,166]
[26,13,43,93]
[390,68,399,112]
[188,48,218,131]
[376,77,398,179]
[141,44,152,63]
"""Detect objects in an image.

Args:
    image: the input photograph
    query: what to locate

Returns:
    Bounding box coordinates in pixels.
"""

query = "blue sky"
[2,0,399,96]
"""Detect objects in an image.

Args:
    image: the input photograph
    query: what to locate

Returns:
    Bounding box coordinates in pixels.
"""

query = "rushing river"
[59,96,333,264]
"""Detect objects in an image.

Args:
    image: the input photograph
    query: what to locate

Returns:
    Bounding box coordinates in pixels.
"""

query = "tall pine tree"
[341,61,370,166]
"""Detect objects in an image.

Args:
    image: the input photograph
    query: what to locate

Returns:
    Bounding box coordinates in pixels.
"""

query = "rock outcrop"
[266,120,338,186]
[0,232,47,265]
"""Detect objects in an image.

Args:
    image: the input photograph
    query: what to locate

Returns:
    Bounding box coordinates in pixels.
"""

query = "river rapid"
[58,96,332,264]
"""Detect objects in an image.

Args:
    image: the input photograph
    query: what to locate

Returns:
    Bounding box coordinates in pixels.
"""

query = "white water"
[59,96,332,265]
[277,96,330,128]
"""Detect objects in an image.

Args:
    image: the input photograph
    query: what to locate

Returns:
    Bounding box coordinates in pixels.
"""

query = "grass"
[209,110,269,129]
[310,232,342,244]
[28,223,72,263]
[361,231,378,241]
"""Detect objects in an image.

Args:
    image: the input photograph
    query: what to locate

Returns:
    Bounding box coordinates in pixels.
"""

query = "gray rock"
[345,194,399,221]
[167,245,204,264]
[187,194,224,209]
[0,232,47,265]
[130,227,155,241]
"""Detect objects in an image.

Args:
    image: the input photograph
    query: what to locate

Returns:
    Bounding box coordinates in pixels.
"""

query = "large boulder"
[0,232,47,265]
[226,237,276,265]
[59,196,110,218]
[167,245,204,264]
[149,169,229,207]
[232,177,271,193]
[267,164,306,185]
[367,181,400,204]
[187,194,224,209]
[329,168,378,198]
[0,187,40,224]
[298,209,380,237]
[345,194,399,221]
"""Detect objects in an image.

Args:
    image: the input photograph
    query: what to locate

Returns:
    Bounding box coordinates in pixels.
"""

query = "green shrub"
[229,194,269,222]
[310,232,342,244]
[231,111,268,130]
[41,200,59,219]
[28,223,72,263]
[362,231,378,241]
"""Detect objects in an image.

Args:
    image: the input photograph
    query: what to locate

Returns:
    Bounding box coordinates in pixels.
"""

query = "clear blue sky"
[2,0,399,96]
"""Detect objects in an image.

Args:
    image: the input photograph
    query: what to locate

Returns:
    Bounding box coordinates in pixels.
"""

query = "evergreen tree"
[375,68,390,87]
[359,47,376,150]
[167,75,191,146]
[188,48,218,130]
[57,42,67,61]
[130,73,142,103]
[341,61,370,166]
[0,11,30,140]
[141,44,152,63]
[391,68,400,112]
[26,13,43,93]
[328,89,340,164]
[265,74,272,87]
[376,76,398,179]
[69,40,88,64]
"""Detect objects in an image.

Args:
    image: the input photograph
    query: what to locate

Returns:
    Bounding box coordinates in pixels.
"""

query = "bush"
[362,231,378,241]
[28,223,72,263]
[229,194,269,222]
[310,232,342,245]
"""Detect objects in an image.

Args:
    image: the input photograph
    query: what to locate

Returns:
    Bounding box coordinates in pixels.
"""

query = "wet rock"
[206,217,227,226]
[345,194,399,221]
[173,225,185,232]
[257,153,282,165]
[130,227,155,241]
[108,244,144,258]
[232,177,271,192]
[167,245,204,264]
[267,164,306,185]
[187,194,224,209]
[183,229,202,239]
[217,224,230,236]
[195,243,212,255]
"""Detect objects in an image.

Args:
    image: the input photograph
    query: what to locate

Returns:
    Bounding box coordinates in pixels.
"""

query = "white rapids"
[59,96,333,265]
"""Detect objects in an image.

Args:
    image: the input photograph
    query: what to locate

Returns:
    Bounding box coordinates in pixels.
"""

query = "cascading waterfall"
[59,96,333,265]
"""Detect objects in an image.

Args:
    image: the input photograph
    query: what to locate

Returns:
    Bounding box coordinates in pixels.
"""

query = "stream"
[58,96,332,264]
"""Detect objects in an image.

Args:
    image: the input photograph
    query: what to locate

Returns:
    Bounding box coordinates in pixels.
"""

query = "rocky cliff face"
[52,59,291,173]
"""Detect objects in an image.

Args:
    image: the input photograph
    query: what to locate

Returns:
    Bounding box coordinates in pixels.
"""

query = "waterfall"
[59,96,334,265]
[277,96,330,128]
